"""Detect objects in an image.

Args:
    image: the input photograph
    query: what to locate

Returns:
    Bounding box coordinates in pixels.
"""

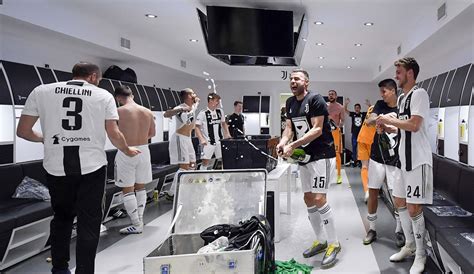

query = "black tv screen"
[207,6,294,57]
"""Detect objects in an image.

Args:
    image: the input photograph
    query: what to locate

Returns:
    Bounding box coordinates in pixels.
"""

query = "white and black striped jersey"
[398,86,432,171]
[173,102,198,129]
[22,80,119,176]
[196,108,225,145]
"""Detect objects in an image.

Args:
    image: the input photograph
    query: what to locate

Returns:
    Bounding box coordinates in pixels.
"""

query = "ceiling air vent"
[378,65,382,72]
[397,44,402,55]
[438,3,447,21]
[180,60,187,68]
[120,37,131,50]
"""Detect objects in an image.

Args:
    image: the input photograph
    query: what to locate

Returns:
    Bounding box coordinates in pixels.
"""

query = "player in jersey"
[17,63,140,274]
[327,90,345,184]
[114,86,155,234]
[164,88,200,197]
[377,58,432,273]
[277,69,340,268]
[363,79,405,248]
[357,104,376,202]
[226,100,245,138]
[195,92,231,169]
[344,98,369,167]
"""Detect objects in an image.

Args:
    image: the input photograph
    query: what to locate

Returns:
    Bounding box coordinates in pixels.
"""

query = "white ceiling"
[2,0,472,81]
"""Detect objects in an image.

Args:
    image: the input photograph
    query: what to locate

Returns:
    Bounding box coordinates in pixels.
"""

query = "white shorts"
[169,133,196,164]
[115,144,152,188]
[368,159,401,190]
[393,164,433,204]
[201,141,222,160]
[299,158,336,194]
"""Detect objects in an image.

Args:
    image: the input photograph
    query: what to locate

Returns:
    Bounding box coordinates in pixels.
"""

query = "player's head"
[72,62,101,86]
[378,78,398,104]
[394,57,419,89]
[114,85,133,106]
[207,92,221,109]
[233,100,243,114]
[354,103,361,113]
[328,90,338,103]
[289,69,309,96]
[180,88,196,105]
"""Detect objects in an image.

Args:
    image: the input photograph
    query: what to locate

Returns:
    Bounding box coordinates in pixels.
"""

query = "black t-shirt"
[370,100,400,167]
[349,112,366,135]
[286,91,336,164]
[226,113,244,138]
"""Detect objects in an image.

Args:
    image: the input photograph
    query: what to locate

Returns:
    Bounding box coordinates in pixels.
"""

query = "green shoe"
[337,175,343,184]
[363,229,377,245]
[321,243,341,268]
[302,240,328,258]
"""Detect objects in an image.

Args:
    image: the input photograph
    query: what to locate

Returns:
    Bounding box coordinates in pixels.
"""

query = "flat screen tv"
[206,6,294,57]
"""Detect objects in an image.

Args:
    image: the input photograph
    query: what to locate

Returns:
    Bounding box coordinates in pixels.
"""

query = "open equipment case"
[143,169,268,273]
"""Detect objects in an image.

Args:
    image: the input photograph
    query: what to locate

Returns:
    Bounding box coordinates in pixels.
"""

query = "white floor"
[84,169,381,274]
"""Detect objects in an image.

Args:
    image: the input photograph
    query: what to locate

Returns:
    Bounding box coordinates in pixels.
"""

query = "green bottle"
[291,148,311,163]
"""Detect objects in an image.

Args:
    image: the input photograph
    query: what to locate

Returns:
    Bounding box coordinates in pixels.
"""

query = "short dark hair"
[207,92,221,102]
[291,68,309,81]
[328,90,337,96]
[394,57,420,79]
[354,103,361,108]
[378,78,397,91]
[179,88,193,100]
[234,100,243,106]
[114,85,132,97]
[72,63,100,78]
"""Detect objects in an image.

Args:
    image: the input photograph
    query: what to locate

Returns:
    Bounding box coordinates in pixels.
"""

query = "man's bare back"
[117,104,155,146]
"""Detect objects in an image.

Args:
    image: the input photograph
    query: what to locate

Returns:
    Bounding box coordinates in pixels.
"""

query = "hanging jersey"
[22,80,118,176]
[196,108,225,145]
[286,91,335,164]
[357,106,377,144]
[398,86,432,171]
[370,100,399,167]
[173,103,198,130]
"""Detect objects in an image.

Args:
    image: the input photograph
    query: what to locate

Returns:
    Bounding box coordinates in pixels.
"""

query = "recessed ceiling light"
[364,22,374,26]
[347,66,352,69]
[316,42,324,46]
[350,57,357,60]
[318,56,325,59]
[319,65,324,68]
[189,39,198,42]
[145,14,157,18]
[314,21,324,25]
[354,43,363,47]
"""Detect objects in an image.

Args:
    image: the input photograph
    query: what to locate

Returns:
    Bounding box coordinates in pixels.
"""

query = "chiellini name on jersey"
[55,87,92,96]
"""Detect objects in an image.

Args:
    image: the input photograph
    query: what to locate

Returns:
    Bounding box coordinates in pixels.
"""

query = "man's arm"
[277,119,294,156]
[365,113,378,126]
[344,98,351,114]
[195,125,207,145]
[377,114,423,132]
[222,121,231,139]
[164,105,191,118]
[105,120,140,156]
[16,115,43,143]
[148,111,156,138]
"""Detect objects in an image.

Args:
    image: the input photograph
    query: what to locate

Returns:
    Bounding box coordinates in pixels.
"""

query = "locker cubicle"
[243,95,270,135]
[0,59,182,164]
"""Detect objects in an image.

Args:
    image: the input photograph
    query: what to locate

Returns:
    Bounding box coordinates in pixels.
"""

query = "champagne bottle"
[291,148,311,164]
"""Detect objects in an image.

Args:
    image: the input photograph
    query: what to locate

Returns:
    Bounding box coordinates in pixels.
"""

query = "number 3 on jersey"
[62,97,83,130]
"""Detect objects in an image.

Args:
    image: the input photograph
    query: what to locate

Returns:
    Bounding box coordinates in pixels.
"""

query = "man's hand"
[194,97,200,104]
[276,143,285,156]
[365,99,371,107]
[125,147,141,157]
[199,138,208,146]
[376,113,395,127]
[283,143,295,158]
[376,124,385,134]
[181,105,192,112]
[345,98,350,106]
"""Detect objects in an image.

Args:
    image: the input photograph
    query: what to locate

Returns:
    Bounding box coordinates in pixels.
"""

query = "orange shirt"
[357,105,376,144]
[327,102,344,127]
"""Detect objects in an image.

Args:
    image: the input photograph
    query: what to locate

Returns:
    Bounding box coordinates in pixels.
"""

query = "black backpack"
[200,215,275,273]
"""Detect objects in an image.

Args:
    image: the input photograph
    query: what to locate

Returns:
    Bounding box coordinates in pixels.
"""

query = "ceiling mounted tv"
[206,6,294,57]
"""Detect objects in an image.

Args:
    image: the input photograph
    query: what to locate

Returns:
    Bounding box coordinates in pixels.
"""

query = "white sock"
[123,192,140,226]
[307,206,326,242]
[367,213,377,231]
[135,188,147,222]
[170,168,186,195]
[398,206,414,246]
[318,203,338,244]
[395,211,402,233]
[412,212,426,256]
[199,164,208,170]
